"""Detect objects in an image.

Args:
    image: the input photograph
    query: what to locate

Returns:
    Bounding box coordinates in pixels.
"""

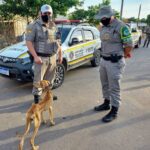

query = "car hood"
[0,41,28,58]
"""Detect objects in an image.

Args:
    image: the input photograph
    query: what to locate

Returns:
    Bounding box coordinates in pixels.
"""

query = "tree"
[128,17,137,22]
[69,0,113,25]
[140,18,146,23]
[0,0,82,21]
[146,14,150,26]
[102,0,111,6]
[69,9,87,21]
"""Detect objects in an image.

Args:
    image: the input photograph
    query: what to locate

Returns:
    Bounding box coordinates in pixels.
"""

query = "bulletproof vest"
[34,20,58,55]
[100,19,124,56]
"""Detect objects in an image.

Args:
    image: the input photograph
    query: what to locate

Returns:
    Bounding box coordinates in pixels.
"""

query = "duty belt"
[37,52,53,57]
[101,55,123,63]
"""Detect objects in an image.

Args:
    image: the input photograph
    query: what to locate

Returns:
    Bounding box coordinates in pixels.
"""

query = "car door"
[82,29,96,58]
[67,29,85,65]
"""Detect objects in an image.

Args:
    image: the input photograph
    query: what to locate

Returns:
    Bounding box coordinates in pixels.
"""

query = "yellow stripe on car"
[66,40,97,53]
[68,54,93,65]
[18,52,28,58]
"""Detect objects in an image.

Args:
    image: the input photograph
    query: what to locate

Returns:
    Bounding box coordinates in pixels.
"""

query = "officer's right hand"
[34,56,43,64]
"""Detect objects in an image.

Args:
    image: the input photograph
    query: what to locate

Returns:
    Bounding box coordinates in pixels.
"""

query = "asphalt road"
[0,46,150,150]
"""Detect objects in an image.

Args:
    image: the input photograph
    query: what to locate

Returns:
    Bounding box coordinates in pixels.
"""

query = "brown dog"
[18,80,55,150]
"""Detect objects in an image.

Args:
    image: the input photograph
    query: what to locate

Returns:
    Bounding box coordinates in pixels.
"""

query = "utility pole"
[120,0,124,20]
[137,4,141,27]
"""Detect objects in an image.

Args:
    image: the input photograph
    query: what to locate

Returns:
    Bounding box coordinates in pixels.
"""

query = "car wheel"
[91,49,101,67]
[135,37,141,48]
[135,41,139,48]
[53,63,65,89]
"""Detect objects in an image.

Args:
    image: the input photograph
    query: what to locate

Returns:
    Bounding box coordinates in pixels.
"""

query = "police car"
[126,23,142,48]
[0,20,101,88]
[131,27,142,48]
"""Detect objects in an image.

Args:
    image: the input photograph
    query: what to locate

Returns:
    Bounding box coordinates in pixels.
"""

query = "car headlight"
[20,57,31,65]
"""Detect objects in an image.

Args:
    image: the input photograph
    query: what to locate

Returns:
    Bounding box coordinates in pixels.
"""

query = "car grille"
[0,56,18,63]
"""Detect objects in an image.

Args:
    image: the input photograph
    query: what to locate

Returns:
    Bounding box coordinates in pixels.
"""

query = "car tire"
[91,49,101,67]
[135,37,141,48]
[52,63,65,89]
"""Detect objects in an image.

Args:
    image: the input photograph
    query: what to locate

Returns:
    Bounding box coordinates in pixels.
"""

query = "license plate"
[0,67,9,76]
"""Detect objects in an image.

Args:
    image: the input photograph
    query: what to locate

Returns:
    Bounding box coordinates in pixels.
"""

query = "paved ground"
[0,45,150,150]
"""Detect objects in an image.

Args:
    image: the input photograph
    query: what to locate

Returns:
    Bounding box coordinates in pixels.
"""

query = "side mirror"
[69,37,80,46]
[56,31,61,40]
[131,28,137,32]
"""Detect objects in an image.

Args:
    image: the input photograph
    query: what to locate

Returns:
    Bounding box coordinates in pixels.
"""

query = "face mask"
[41,15,50,23]
[101,18,111,26]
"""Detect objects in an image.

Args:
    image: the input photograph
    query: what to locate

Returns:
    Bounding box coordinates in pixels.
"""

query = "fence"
[0,16,27,49]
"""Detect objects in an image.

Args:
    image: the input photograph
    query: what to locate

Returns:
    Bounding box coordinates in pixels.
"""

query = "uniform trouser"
[143,36,150,47]
[32,54,56,96]
[99,58,126,108]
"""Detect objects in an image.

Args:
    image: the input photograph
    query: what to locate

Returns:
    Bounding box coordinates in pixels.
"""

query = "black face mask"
[41,15,50,23]
[101,18,111,26]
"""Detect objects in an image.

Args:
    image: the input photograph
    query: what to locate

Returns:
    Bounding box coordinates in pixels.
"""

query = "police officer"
[143,26,150,48]
[26,4,62,104]
[94,6,133,122]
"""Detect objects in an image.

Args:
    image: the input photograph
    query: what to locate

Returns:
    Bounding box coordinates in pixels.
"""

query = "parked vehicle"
[126,23,142,48]
[0,20,101,88]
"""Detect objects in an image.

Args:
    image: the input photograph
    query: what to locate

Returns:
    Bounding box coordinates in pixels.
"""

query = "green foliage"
[0,0,82,20]
[102,0,111,6]
[128,17,137,22]
[69,9,88,20]
[69,0,114,25]
[146,14,150,26]
[127,17,148,23]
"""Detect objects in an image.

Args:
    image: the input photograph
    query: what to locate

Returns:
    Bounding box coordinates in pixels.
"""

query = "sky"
[82,0,150,18]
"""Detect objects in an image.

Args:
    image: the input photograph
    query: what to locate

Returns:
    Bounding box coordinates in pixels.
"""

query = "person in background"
[143,26,150,48]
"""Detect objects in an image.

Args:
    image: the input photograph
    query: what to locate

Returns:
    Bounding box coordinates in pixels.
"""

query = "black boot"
[102,106,118,123]
[34,95,40,104]
[94,99,110,111]
[53,95,58,101]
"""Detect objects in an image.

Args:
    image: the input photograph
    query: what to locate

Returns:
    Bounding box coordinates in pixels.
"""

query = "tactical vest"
[100,19,124,56]
[34,20,58,56]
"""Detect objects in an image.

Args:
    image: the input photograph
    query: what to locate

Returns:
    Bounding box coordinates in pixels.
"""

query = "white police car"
[0,21,101,88]
[126,23,142,48]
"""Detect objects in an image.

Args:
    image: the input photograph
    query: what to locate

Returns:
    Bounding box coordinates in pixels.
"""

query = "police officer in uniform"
[143,26,150,48]
[26,4,62,104]
[94,6,133,122]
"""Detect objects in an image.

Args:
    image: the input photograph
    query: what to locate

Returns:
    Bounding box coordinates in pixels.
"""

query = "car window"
[57,27,71,43]
[131,28,137,32]
[84,30,94,41]
[70,30,83,44]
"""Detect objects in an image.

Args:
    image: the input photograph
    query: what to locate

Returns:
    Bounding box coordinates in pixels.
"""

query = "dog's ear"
[33,82,40,88]
[47,81,50,85]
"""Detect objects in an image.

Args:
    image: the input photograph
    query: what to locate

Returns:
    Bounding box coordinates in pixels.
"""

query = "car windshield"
[57,27,71,43]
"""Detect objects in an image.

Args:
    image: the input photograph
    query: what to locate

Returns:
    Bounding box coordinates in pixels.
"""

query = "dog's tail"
[18,115,31,150]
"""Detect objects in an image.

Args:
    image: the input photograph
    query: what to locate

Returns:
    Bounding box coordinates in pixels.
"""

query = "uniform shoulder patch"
[26,24,34,34]
[26,28,32,33]
[121,26,131,39]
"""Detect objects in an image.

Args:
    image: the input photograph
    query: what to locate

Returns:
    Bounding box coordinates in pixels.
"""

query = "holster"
[110,54,122,63]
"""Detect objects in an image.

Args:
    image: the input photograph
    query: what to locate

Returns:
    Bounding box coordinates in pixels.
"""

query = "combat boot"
[94,99,110,111]
[102,106,118,123]
[53,95,58,100]
[34,95,40,104]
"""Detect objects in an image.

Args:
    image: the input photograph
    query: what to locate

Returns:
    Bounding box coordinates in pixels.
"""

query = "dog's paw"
[50,121,55,126]
[32,145,39,150]
[41,120,47,125]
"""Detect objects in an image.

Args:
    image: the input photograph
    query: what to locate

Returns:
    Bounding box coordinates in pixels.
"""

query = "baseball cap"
[41,4,53,15]
[95,5,115,20]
